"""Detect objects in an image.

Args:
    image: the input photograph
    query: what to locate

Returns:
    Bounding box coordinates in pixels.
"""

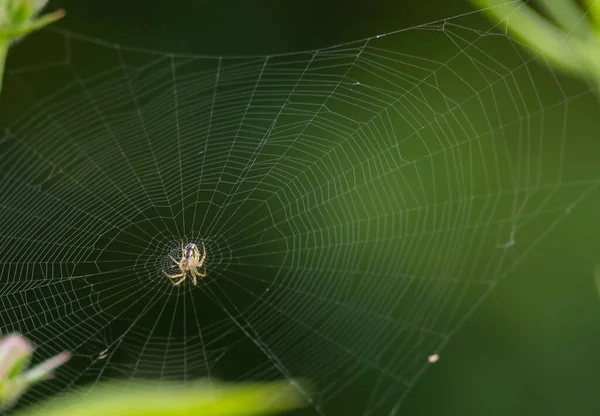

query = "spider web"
[0,8,599,415]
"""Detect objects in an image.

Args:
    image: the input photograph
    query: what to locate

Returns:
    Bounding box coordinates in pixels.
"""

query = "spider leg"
[164,270,186,286]
[192,268,206,286]
[170,256,182,267]
[173,275,186,286]
[197,268,206,278]
[163,271,184,280]
[197,242,207,268]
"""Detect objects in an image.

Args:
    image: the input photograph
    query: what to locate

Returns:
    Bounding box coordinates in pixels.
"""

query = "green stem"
[537,0,594,39]
[471,0,582,74]
[0,10,66,39]
[0,40,7,99]
[582,0,600,32]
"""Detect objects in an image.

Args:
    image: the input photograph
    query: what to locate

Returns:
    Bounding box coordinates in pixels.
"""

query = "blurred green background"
[2,0,600,415]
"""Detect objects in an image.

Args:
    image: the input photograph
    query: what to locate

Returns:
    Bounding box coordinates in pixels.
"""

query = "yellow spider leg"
[194,268,206,285]
[164,271,186,286]
[170,256,182,267]
[173,275,186,286]
[163,271,184,280]
[193,267,207,285]
[197,242,207,267]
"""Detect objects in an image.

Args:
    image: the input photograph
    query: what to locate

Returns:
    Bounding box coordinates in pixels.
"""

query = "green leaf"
[15,379,312,416]
[471,0,583,74]
[10,1,32,26]
[0,5,64,98]
[0,9,64,40]
[582,0,600,31]
[6,356,30,380]
[0,378,27,411]
[537,0,594,39]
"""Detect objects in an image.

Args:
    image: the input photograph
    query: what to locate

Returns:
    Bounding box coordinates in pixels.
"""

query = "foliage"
[0,334,70,410]
[14,379,310,416]
[0,0,65,96]
[471,0,600,90]
[0,333,308,415]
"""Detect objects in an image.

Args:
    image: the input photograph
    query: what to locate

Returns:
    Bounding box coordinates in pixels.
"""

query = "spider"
[163,242,207,286]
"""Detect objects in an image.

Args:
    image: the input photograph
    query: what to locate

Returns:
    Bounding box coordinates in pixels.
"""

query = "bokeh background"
[2,0,600,415]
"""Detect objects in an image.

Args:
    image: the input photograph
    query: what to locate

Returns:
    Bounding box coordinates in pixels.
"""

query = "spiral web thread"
[0,8,598,415]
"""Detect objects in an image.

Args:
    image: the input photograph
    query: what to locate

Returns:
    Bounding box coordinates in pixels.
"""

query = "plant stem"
[471,0,582,74]
[582,0,600,31]
[0,40,7,99]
